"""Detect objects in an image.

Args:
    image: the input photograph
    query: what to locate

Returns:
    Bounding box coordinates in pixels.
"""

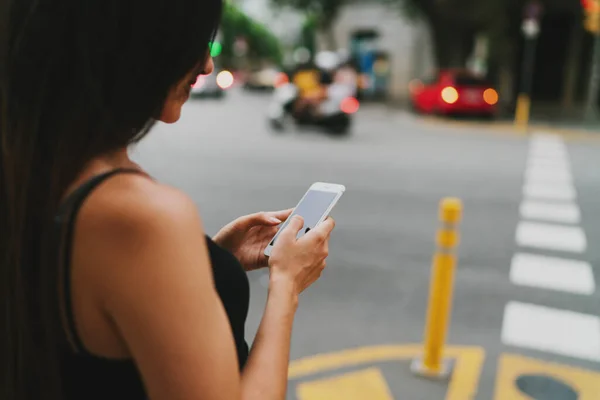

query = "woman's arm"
[86,177,332,400]
[240,277,298,400]
[87,179,242,400]
[239,216,335,400]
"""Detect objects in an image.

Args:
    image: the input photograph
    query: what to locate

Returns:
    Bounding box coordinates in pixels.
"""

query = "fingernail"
[269,217,282,224]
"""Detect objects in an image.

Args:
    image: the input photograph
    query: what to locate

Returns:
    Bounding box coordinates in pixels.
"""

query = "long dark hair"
[0,0,223,398]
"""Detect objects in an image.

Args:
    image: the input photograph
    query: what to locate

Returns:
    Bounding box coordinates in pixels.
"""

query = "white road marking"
[530,135,566,149]
[502,302,600,362]
[510,253,595,294]
[527,155,570,168]
[527,149,569,163]
[531,133,563,143]
[527,164,571,177]
[523,183,577,201]
[516,221,587,253]
[525,168,573,184]
[519,200,581,223]
[530,145,564,153]
[529,144,567,153]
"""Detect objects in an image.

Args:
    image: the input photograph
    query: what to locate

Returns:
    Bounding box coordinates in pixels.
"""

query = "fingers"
[305,217,336,242]
[271,208,294,221]
[278,215,304,243]
[237,212,281,229]
[245,209,295,227]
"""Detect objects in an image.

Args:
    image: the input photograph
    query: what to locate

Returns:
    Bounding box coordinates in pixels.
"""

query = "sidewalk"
[379,99,600,141]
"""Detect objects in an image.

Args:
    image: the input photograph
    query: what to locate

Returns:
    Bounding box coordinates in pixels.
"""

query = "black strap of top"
[60,168,145,354]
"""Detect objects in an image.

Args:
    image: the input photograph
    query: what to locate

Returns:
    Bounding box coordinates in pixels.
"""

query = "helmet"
[315,51,339,71]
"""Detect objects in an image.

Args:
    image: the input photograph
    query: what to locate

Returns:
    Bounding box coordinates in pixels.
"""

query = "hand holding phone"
[264,182,345,257]
[264,182,344,294]
[267,213,336,295]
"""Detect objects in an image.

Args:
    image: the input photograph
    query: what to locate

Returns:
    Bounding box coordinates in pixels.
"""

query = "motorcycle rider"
[291,51,339,118]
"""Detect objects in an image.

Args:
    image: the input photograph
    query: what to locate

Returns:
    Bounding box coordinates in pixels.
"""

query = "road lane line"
[530,135,568,152]
[526,163,571,177]
[528,146,568,158]
[502,301,600,362]
[524,171,573,186]
[516,221,587,253]
[519,200,581,224]
[527,155,570,168]
[531,132,564,143]
[529,140,567,149]
[523,183,577,201]
[510,253,595,295]
[296,368,394,400]
[529,145,567,156]
[287,345,485,400]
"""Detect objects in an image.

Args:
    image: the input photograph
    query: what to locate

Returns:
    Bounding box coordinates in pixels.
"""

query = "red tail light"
[341,97,359,114]
[274,72,289,88]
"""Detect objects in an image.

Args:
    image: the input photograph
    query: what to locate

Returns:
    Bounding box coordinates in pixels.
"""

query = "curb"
[416,117,600,142]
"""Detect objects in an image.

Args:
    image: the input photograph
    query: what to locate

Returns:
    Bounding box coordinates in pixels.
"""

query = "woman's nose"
[203,57,214,75]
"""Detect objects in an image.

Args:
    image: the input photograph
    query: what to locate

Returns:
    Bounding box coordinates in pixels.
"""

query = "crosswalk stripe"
[519,200,581,224]
[523,183,577,201]
[516,221,587,253]
[527,156,570,169]
[510,253,595,295]
[502,301,600,362]
[528,149,569,161]
[525,167,573,183]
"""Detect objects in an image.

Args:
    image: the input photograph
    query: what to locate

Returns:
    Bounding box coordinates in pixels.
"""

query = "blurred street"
[131,89,600,399]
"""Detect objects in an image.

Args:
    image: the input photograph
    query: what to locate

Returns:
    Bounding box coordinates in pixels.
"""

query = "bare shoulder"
[72,172,242,399]
[73,172,209,300]
[79,172,202,240]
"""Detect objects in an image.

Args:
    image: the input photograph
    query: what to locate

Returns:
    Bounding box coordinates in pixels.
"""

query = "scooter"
[267,82,359,135]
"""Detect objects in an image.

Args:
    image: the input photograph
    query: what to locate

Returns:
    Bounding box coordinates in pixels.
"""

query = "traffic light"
[583,0,600,34]
[210,41,222,58]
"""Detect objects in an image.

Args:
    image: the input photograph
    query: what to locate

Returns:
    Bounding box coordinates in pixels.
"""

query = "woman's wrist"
[268,272,299,310]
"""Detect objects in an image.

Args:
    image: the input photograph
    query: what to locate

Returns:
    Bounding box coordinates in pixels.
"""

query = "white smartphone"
[264,182,345,257]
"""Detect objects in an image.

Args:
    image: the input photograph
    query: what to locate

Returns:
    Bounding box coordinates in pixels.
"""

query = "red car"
[409,70,499,118]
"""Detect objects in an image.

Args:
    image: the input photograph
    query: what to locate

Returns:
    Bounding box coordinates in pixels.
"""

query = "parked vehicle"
[190,69,234,99]
[410,69,499,118]
[244,67,283,91]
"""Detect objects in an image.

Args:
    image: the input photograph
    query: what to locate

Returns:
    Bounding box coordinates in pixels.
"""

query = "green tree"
[271,0,347,50]
[300,15,318,56]
[397,0,581,106]
[220,3,283,67]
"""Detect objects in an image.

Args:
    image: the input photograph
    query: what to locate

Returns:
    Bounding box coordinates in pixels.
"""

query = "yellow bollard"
[411,198,463,379]
[514,93,531,132]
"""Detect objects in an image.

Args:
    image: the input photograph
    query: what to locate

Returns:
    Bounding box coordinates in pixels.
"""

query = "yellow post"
[411,198,462,379]
[514,94,531,131]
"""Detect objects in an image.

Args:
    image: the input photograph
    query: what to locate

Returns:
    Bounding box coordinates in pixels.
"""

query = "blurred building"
[318,1,436,103]
[232,0,304,48]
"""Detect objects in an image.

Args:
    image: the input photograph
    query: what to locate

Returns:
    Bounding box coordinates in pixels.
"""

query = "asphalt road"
[131,88,600,399]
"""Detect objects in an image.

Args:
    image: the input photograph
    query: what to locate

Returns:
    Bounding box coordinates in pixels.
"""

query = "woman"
[0,1,335,399]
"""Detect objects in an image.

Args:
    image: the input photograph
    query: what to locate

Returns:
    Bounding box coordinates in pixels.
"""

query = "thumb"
[279,215,304,242]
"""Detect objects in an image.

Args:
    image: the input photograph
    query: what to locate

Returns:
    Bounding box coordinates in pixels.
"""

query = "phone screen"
[269,190,338,246]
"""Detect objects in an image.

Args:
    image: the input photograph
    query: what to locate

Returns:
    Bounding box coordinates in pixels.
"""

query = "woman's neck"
[62,147,142,202]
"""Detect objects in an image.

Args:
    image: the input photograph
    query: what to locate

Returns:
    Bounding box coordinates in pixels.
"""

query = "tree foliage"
[399,0,580,70]
[220,3,283,66]
[271,0,346,32]
[299,14,318,55]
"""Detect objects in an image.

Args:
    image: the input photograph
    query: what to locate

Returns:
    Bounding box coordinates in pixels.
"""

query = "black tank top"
[55,169,250,399]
